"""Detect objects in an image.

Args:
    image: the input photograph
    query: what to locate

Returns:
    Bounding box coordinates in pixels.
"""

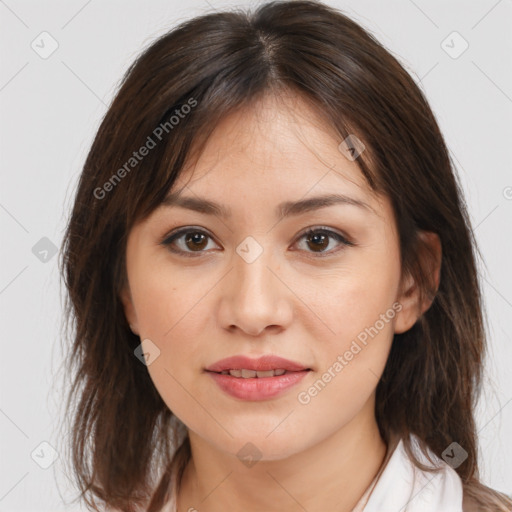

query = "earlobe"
[119,285,139,335]
[394,231,442,335]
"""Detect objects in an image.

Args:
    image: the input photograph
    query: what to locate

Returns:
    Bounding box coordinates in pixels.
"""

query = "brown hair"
[58,1,512,510]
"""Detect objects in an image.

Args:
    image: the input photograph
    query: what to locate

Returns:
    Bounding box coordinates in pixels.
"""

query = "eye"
[161,227,219,257]
[160,226,354,257]
[293,227,354,257]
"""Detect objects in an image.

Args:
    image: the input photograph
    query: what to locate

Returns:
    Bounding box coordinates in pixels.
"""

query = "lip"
[205,354,309,372]
[205,355,311,401]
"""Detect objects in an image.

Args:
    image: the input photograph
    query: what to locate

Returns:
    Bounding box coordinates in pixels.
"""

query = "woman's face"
[121,92,422,461]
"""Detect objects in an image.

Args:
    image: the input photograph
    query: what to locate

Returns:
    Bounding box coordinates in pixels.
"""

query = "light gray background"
[1,0,511,510]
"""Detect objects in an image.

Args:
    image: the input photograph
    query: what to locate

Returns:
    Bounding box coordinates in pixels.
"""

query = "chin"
[205,427,314,463]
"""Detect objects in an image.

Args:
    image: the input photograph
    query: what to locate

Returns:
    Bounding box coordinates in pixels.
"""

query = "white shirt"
[351,434,464,512]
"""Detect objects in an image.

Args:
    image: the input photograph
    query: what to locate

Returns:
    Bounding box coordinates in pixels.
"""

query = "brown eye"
[305,231,329,252]
[295,228,353,256]
[184,232,208,251]
[161,228,218,256]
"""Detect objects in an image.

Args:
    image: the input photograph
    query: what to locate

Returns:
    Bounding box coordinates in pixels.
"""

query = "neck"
[177,396,389,512]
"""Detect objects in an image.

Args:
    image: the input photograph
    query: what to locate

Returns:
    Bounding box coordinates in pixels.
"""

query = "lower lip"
[206,370,310,401]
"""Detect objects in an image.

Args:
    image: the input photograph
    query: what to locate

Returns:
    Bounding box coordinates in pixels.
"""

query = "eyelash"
[160,226,355,258]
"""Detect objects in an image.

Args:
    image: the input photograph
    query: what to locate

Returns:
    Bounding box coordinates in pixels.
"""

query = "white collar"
[353,434,464,512]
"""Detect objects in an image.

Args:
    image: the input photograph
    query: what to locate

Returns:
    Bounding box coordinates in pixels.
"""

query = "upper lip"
[205,355,310,372]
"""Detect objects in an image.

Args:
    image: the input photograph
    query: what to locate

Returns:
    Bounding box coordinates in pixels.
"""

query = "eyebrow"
[160,191,375,219]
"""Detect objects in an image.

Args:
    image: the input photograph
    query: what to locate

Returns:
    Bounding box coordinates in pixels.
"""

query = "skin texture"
[121,92,441,512]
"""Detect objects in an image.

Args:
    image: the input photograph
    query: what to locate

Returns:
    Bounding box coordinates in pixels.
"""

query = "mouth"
[210,368,310,378]
[204,355,312,400]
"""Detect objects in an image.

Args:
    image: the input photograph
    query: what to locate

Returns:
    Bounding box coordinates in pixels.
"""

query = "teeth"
[219,369,289,378]
[256,370,275,378]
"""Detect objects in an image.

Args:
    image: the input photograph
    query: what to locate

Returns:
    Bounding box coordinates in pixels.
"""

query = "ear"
[394,231,442,335]
[119,284,140,335]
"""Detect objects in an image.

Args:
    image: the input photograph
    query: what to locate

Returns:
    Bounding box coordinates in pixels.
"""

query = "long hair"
[58,1,512,510]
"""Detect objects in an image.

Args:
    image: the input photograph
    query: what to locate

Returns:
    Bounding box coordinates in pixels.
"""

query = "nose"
[217,243,293,337]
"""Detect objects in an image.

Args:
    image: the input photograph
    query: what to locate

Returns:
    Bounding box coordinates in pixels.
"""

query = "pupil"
[308,233,327,251]
[186,232,207,250]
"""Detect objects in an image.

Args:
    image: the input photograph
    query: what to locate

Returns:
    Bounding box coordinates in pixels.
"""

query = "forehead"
[171,91,372,202]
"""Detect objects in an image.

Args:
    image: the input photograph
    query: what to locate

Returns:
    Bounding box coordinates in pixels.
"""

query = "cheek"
[293,290,396,434]
[132,265,211,423]
[302,251,401,349]
[128,260,211,402]
[294,248,400,403]
[130,254,206,339]
[134,276,212,428]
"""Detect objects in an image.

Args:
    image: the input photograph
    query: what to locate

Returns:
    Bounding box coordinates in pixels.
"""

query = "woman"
[59,1,512,510]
